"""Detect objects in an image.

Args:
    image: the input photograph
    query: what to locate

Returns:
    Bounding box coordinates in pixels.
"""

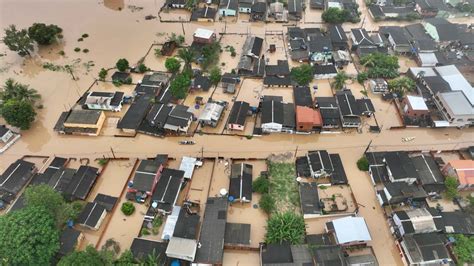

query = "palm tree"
[177,48,195,70]
[332,71,349,90]
[1,78,40,104]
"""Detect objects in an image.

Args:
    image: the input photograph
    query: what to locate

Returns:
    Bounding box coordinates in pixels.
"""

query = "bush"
[141,228,150,236]
[74,47,80,52]
[265,211,305,244]
[58,50,65,56]
[357,72,368,84]
[357,157,369,171]
[164,57,181,73]
[116,58,129,72]
[77,38,83,42]
[121,202,135,216]
[98,68,108,81]
[124,77,132,85]
[259,194,275,214]
[138,63,149,73]
[82,48,89,53]
[82,33,89,38]
[450,234,474,265]
[322,8,351,23]
[252,176,270,194]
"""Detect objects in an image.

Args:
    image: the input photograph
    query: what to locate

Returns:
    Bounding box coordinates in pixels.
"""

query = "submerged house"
[295,106,322,133]
[150,168,184,214]
[58,109,107,136]
[117,95,153,134]
[261,100,295,133]
[392,208,443,237]
[128,156,167,198]
[191,6,217,22]
[328,24,349,50]
[83,91,124,112]
[194,197,228,265]
[164,105,193,134]
[0,159,36,203]
[287,0,303,20]
[264,60,292,87]
[251,2,267,21]
[77,202,107,230]
[166,208,200,261]
[219,0,238,16]
[336,90,362,128]
[315,97,341,129]
[326,216,372,246]
[64,165,99,201]
[401,233,452,265]
[227,101,250,131]
[229,163,253,202]
[299,182,322,218]
[239,0,254,13]
[237,36,264,77]
[198,100,227,127]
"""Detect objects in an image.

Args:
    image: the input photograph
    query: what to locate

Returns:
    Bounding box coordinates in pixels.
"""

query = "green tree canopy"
[322,8,351,24]
[164,57,181,73]
[332,71,349,90]
[27,23,63,45]
[252,176,270,194]
[265,211,305,244]
[360,53,399,79]
[177,48,195,69]
[168,33,185,46]
[357,157,369,171]
[170,72,191,99]
[357,72,368,84]
[1,78,41,104]
[450,234,474,265]
[24,184,80,228]
[200,42,221,70]
[291,64,314,86]
[116,58,129,72]
[1,99,36,130]
[0,206,59,265]
[445,176,459,200]
[2,24,34,56]
[209,67,222,87]
[58,245,113,266]
[387,76,415,97]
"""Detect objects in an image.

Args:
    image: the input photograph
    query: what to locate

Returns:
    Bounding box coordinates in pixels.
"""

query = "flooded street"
[1,0,473,265]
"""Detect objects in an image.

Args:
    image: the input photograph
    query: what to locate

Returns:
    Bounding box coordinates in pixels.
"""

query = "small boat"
[179,140,195,145]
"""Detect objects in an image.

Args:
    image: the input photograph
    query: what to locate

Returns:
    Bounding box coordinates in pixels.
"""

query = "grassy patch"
[268,161,299,213]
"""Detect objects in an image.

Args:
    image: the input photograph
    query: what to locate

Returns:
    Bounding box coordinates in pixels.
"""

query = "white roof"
[179,156,197,179]
[408,67,436,77]
[166,237,197,261]
[332,216,372,244]
[418,53,438,66]
[439,91,474,116]
[407,95,428,111]
[433,120,449,127]
[435,65,474,105]
[194,28,214,39]
[161,206,181,240]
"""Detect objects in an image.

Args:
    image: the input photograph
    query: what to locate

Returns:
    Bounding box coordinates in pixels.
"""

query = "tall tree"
[332,71,349,90]
[58,245,113,266]
[24,185,79,228]
[387,76,415,97]
[0,206,59,265]
[27,23,63,45]
[2,25,34,56]
[164,57,181,73]
[1,78,41,104]
[170,73,191,99]
[291,64,314,86]
[1,99,36,130]
[116,58,130,72]
[209,67,222,87]
[177,48,195,70]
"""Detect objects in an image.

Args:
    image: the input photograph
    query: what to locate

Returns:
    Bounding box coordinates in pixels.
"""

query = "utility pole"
[181,21,185,36]
[294,145,299,159]
[364,140,373,154]
[110,147,116,159]
[201,146,204,158]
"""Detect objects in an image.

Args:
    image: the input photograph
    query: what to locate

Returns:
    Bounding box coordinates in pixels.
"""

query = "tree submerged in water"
[28,23,63,45]
[2,25,34,57]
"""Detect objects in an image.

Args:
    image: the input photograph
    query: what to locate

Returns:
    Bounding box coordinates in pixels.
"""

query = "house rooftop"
[64,165,99,200]
[150,168,184,213]
[229,163,253,201]
[447,160,474,186]
[173,208,200,239]
[224,223,251,245]
[330,216,371,244]
[299,182,322,216]
[401,233,450,264]
[76,202,107,229]
[130,238,168,262]
[228,101,250,126]
[195,197,228,264]
[117,95,152,130]
[193,28,215,39]
[58,228,82,256]
[93,193,118,212]
[65,110,102,125]
[0,159,35,196]
[407,95,429,111]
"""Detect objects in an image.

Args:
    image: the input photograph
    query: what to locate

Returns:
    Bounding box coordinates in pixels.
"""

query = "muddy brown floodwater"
[1,0,473,265]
